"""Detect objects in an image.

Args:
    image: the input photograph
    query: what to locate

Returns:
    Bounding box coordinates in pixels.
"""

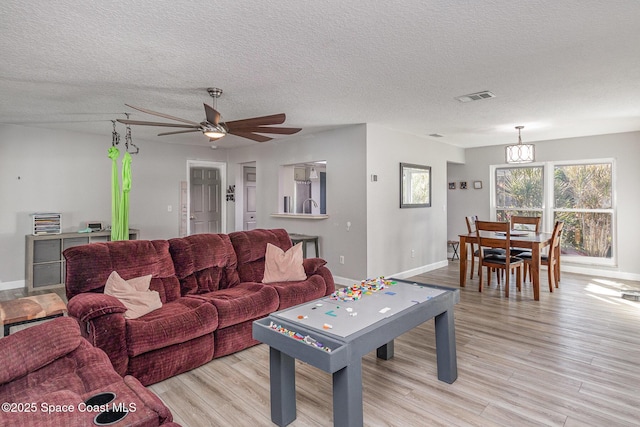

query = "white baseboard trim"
[0,280,25,291]
[390,260,450,280]
[332,276,362,287]
[333,260,450,287]
[559,264,640,282]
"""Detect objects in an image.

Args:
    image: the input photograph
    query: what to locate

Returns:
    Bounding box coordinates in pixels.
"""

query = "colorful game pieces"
[268,321,331,352]
[329,276,395,302]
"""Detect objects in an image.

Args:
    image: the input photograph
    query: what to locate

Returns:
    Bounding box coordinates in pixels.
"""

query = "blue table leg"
[376,340,394,360]
[270,347,297,426]
[434,308,458,383]
[332,358,363,427]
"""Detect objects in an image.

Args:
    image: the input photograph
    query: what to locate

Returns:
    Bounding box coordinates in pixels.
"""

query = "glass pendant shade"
[505,143,535,163]
[204,124,226,139]
[505,126,535,164]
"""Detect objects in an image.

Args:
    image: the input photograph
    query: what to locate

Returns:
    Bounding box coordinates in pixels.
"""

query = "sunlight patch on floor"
[591,278,628,289]
[585,279,640,310]
[585,282,622,297]
[586,293,620,305]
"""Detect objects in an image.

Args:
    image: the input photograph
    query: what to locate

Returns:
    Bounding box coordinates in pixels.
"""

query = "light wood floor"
[3,264,639,426]
[148,263,640,427]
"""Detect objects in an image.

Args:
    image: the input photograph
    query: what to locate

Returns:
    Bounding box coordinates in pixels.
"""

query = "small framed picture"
[473,181,482,189]
[460,181,468,190]
[448,182,456,190]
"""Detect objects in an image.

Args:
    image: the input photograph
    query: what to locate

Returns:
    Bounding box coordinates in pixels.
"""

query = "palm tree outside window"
[492,160,615,266]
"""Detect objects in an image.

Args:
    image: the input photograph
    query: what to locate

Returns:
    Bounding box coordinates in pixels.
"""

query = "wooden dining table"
[459,231,553,300]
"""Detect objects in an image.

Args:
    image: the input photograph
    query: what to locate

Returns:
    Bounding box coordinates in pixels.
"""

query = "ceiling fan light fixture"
[505,126,535,164]
[121,87,301,144]
[203,124,227,139]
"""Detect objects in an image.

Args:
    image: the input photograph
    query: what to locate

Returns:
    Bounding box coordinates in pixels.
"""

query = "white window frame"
[490,158,616,267]
[492,163,545,221]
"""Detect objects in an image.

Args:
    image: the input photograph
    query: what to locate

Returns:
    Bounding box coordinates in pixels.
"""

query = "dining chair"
[475,220,524,297]
[519,220,564,291]
[465,215,505,279]
[510,215,542,232]
[509,215,542,256]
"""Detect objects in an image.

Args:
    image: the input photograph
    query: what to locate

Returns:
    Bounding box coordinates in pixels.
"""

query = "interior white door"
[190,167,221,234]
[243,166,257,230]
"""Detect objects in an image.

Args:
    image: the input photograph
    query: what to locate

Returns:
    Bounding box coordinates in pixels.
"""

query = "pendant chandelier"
[505,125,535,164]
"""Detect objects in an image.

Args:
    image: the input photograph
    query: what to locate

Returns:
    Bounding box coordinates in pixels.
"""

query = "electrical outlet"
[167,205,173,212]
[411,249,415,258]
[339,255,345,264]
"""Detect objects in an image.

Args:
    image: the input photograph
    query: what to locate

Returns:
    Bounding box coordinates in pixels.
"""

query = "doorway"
[243,166,256,230]
[187,160,226,235]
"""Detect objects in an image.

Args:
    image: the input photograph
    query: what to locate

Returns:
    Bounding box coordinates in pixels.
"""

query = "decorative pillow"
[104,271,162,319]
[262,242,307,283]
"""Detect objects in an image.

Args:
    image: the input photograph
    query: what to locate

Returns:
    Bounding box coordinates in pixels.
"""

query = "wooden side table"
[0,293,67,336]
[289,233,320,258]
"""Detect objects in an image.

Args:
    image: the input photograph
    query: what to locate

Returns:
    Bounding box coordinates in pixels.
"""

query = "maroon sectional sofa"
[0,316,179,427]
[63,229,335,386]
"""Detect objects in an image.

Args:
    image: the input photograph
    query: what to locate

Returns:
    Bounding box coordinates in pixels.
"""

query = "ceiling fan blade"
[124,104,200,125]
[225,113,286,130]
[117,119,200,129]
[203,103,221,125]
[157,129,202,136]
[230,126,302,135]
[229,131,273,143]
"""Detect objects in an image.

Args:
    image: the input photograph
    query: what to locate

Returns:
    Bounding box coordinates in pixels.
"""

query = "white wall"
[366,124,465,279]
[226,125,368,283]
[9,121,633,289]
[0,125,223,286]
[227,124,466,284]
[447,131,640,280]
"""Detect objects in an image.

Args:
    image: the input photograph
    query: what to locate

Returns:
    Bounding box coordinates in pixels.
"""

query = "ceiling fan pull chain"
[111,120,120,147]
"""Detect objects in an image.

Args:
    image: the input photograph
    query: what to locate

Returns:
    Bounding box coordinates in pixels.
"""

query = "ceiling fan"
[117,88,301,143]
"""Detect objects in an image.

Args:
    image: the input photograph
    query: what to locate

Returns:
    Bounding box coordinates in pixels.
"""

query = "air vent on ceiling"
[455,91,496,103]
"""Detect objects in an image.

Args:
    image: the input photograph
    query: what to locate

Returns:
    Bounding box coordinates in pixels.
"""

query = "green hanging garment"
[118,152,132,240]
[108,147,121,241]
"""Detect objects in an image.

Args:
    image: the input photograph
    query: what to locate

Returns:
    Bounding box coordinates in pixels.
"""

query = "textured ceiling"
[1,0,640,148]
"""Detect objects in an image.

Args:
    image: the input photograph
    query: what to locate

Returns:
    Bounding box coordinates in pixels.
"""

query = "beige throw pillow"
[262,242,307,283]
[104,271,162,319]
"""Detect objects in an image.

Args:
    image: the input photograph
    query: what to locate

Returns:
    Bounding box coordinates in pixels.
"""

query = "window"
[553,162,613,260]
[495,166,543,221]
[492,159,615,266]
